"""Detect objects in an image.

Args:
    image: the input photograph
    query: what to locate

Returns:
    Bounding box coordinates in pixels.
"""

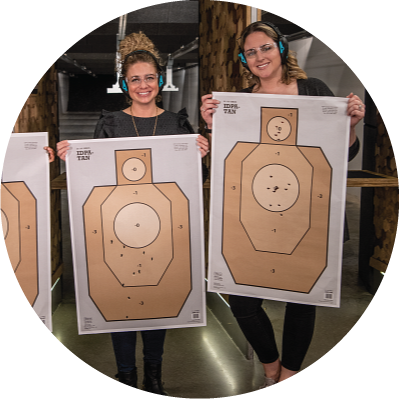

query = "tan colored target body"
[83,149,191,321]
[1,182,38,305]
[222,108,332,293]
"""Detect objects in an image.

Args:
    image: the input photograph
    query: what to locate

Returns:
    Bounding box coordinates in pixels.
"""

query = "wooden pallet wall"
[199,0,252,273]
[199,0,250,101]
[370,113,398,273]
[13,65,63,284]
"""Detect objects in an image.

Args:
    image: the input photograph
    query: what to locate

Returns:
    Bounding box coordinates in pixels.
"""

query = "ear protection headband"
[119,50,165,97]
[238,21,289,69]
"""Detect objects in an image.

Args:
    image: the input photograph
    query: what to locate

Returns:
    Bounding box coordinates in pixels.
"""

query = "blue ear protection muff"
[118,50,165,98]
[238,52,247,66]
[121,78,128,92]
[238,21,289,70]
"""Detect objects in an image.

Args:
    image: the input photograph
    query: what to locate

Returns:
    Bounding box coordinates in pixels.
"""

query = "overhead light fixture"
[59,54,97,77]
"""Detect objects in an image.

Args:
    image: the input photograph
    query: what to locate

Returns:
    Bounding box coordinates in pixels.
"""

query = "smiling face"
[125,61,159,106]
[243,31,282,82]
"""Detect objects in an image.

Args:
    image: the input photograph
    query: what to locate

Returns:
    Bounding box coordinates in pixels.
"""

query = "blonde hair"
[239,22,307,88]
[118,31,164,102]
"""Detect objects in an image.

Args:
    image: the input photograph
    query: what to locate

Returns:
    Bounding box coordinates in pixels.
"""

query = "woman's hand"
[44,146,55,163]
[347,93,365,146]
[56,140,70,161]
[347,93,365,128]
[200,94,220,130]
[197,135,210,158]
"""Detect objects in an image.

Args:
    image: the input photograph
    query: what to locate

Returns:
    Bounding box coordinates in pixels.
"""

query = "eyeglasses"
[127,74,159,86]
[244,43,278,59]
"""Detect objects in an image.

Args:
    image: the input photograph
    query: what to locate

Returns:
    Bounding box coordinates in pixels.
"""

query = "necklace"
[130,105,159,137]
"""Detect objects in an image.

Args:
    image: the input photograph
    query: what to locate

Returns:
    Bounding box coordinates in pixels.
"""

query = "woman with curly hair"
[200,21,364,387]
[57,31,209,395]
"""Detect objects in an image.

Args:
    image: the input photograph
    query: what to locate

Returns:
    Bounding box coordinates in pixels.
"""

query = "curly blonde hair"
[118,31,164,102]
[239,22,307,89]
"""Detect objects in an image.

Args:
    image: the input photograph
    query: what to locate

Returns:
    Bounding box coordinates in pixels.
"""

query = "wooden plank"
[51,172,67,190]
[51,171,396,191]
[51,263,64,286]
[369,257,388,273]
[347,170,398,187]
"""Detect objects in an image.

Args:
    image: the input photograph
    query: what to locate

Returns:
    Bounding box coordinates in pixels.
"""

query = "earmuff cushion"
[238,52,247,65]
[123,79,128,91]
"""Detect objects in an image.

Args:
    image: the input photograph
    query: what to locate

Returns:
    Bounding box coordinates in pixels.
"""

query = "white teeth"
[257,63,269,68]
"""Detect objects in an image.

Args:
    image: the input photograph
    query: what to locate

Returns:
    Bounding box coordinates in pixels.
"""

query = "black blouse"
[94,108,194,139]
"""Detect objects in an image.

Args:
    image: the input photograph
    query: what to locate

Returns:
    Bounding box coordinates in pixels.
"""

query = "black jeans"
[111,329,166,373]
[229,295,316,371]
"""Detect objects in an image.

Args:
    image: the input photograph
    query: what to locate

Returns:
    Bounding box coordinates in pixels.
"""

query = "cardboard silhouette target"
[83,149,192,322]
[1,182,38,305]
[222,107,332,293]
[208,93,350,307]
[1,132,52,329]
[66,135,205,333]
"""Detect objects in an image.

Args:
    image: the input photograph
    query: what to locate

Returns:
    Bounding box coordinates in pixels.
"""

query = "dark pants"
[111,329,166,373]
[229,295,316,371]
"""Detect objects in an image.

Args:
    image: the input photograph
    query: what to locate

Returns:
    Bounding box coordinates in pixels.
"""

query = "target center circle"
[252,164,299,211]
[122,158,146,181]
[114,203,160,248]
[267,116,292,141]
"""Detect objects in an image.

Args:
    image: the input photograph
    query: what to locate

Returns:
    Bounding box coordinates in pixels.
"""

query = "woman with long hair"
[200,21,363,386]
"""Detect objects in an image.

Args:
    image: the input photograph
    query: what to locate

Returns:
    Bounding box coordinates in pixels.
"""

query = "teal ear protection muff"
[119,50,165,97]
[238,21,289,70]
